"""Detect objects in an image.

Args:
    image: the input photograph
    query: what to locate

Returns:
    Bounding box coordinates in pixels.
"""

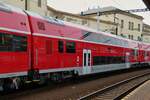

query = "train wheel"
[72,71,79,82]
[50,73,64,83]
[2,78,21,92]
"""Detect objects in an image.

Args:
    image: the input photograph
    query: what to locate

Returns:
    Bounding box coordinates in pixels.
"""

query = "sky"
[48,0,150,25]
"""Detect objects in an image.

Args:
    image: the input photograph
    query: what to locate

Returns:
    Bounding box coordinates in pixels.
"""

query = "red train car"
[0,3,31,78]
[0,3,150,90]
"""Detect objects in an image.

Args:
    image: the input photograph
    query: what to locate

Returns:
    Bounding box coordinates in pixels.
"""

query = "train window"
[93,56,125,65]
[46,40,52,54]
[84,53,86,66]
[66,41,76,53]
[58,40,64,53]
[0,33,27,52]
[0,33,12,51]
[12,35,27,51]
[82,30,130,47]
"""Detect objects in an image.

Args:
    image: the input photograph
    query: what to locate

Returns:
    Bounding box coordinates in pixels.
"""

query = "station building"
[47,6,117,35]
[142,24,150,43]
[81,7,144,41]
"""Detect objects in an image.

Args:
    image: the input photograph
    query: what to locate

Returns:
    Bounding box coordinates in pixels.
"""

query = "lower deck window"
[93,56,125,65]
[0,33,27,52]
[66,41,76,53]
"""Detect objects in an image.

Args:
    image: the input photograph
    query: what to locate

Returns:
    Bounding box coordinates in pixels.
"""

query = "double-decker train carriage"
[0,2,150,91]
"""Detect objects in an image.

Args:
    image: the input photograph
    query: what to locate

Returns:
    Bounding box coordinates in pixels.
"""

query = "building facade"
[82,7,144,41]
[47,6,117,34]
[0,0,47,16]
[142,24,150,43]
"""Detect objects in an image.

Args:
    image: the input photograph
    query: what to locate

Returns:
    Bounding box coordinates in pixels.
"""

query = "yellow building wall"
[28,0,47,16]
[1,0,25,9]
[143,35,150,43]
[99,13,143,40]
[1,0,47,16]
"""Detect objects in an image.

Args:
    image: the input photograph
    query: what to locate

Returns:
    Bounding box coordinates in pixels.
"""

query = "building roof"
[143,23,150,36]
[143,0,150,10]
[47,6,117,25]
[81,6,143,20]
[143,23,150,29]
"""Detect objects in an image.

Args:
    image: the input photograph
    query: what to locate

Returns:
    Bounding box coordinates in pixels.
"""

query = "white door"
[125,52,130,68]
[83,49,91,74]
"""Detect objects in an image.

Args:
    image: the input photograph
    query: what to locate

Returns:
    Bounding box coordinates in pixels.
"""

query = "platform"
[122,80,150,100]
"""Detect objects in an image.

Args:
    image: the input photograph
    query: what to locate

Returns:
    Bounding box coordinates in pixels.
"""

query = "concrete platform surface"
[122,80,150,100]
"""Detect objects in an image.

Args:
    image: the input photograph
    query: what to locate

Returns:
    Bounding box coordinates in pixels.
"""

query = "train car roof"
[0,2,30,34]
[27,11,128,39]
[27,10,150,50]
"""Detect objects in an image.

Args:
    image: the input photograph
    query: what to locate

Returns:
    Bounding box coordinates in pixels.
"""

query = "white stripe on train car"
[39,67,80,74]
[0,71,27,78]
[39,63,128,76]
[0,27,30,34]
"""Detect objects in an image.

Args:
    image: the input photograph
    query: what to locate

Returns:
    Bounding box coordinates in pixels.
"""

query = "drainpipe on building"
[25,0,28,10]
[114,13,119,35]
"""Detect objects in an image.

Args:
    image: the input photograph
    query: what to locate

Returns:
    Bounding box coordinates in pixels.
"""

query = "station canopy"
[143,0,150,10]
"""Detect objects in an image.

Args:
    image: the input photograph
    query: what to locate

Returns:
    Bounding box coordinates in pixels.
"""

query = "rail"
[78,72,150,100]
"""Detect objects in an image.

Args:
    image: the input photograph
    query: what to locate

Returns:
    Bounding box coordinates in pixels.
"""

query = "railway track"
[1,68,150,100]
[78,71,150,100]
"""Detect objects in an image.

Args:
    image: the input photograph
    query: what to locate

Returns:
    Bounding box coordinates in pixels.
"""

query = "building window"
[129,22,134,30]
[128,35,130,39]
[131,35,134,40]
[121,20,124,28]
[138,24,141,32]
[129,22,131,30]
[138,36,142,41]
[120,34,125,37]
[131,22,134,30]
[58,40,64,53]
[82,20,88,25]
[128,35,133,40]
[66,41,76,53]
[38,0,41,7]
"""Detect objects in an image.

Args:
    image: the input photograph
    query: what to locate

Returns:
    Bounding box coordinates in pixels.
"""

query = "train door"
[125,52,130,68]
[83,49,91,74]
